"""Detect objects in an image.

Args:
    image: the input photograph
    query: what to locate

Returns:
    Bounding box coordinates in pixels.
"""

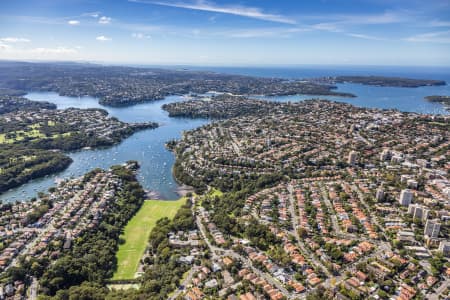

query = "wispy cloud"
[83,11,101,18]
[129,0,297,24]
[98,16,112,24]
[221,27,309,38]
[311,23,342,33]
[132,32,151,39]
[0,43,12,50]
[31,47,78,54]
[429,20,450,27]
[68,20,80,25]
[96,35,112,41]
[309,11,409,33]
[0,37,30,43]
[303,11,409,26]
[306,12,406,40]
[346,33,385,41]
[339,11,408,25]
[404,30,450,43]
[0,44,78,56]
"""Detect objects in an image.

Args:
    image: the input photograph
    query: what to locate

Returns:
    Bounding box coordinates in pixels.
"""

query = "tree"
[298,227,308,238]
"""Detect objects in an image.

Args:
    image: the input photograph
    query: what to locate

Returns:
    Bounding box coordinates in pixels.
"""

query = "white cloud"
[96,35,112,41]
[0,37,30,43]
[68,20,80,25]
[404,30,450,43]
[304,11,409,26]
[0,43,12,50]
[98,16,112,24]
[222,27,309,38]
[341,12,407,25]
[311,23,342,33]
[346,33,385,41]
[430,20,450,27]
[30,47,78,54]
[132,32,151,39]
[130,0,297,24]
[83,11,101,18]
[115,22,162,33]
[0,43,79,58]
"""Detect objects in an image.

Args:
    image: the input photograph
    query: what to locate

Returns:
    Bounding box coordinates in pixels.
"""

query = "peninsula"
[425,95,450,110]
[0,96,56,114]
[325,76,446,87]
[0,106,157,193]
[0,61,355,107]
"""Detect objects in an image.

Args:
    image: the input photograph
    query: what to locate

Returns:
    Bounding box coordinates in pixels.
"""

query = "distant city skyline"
[1,0,450,66]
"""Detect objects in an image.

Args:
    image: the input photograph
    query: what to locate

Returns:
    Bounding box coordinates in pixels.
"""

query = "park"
[113,198,186,280]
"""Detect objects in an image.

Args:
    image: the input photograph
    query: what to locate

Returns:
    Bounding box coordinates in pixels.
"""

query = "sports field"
[113,198,185,280]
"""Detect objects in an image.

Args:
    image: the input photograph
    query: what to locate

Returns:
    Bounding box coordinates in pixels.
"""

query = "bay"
[0,93,208,202]
[1,66,449,202]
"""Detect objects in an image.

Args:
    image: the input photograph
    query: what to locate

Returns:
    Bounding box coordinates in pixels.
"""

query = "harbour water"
[1,66,449,202]
[0,93,208,202]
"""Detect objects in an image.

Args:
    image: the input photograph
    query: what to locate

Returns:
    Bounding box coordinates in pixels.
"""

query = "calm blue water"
[181,65,450,81]
[256,83,449,114]
[194,65,450,114]
[0,93,207,202]
[0,66,449,202]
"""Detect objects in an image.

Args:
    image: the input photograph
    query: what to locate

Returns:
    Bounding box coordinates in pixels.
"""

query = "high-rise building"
[407,179,418,189]
[424,219,441,238]
[407,204,429,220]
[380,149,391,161]
[438,241,450,257]
[399,189,413,206]
[348,151,357,166]
[375,188,384,202]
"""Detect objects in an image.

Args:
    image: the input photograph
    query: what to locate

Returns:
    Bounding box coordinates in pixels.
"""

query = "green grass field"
[195,188,222,207]
[0,127,46,144]
[113,198,186,280]
[210,188,223,198]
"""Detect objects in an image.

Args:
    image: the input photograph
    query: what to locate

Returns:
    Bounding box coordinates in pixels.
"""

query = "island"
[319,76,446,87]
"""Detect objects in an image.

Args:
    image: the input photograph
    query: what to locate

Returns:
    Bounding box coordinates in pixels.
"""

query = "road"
[351,184,389,241]
[196,216,219,259]
[228,132,242,156]
[318,182,357,240]
[318,183,342,236]
[222,249,292,298]
[349,184,450,300]
[7,190,89,270]
[427,279,450,300]
[195,215,292,298]
[355,133,373,147]
[28,277,38,300]
[169,267,199,300]
[287,184,332,278]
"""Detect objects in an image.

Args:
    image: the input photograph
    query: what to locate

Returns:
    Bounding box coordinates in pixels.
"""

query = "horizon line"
[1,58,450,69]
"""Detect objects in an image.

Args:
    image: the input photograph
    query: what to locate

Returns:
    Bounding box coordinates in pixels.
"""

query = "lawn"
[0,128,46,144]
[113,198,186,280]
[195,188,222,207]
[210,188,223,198]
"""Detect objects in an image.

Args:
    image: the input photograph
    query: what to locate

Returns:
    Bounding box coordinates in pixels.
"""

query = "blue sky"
[0,0,449,66]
